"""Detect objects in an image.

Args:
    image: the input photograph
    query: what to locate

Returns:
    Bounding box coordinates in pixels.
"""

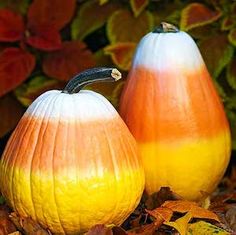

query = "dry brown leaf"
[146,207,173,225]
[162,200,220,222]
[9,213,49,235]
[127,223,157,235]
[86,224,113,235]
[225,206,236,231]
[144,187,181,210]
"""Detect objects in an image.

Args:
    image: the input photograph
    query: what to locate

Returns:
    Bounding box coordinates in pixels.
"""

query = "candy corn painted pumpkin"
[119,23,231,201]
[0,68,144,234]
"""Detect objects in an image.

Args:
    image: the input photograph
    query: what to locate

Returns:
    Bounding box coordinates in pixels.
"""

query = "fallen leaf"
[10,213,50,235]
[0,9,24,42]
[162,200,220,222]
[86,224,113,235]
[225,206,236,231]
[27,0,76,30]
[0,47,35,96]
[130,0,149,17]
[0,94,25,137]
[144,187,182,210]
[187,221,230,235]
[14,75,65,106]
[164,212,192,235]
[146,207,172,228]
[112,226,127,235]
[180,3,222,31]
[107,9,153,43]
[8,232,21,235]
[71,0,121,40]
[127,223,157,235]
[104,42,137,71]
[0,206,17,235]
[199,34,234,79]
[42,41,95,81]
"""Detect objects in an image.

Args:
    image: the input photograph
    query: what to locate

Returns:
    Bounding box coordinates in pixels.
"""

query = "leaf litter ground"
[1,168,236,235]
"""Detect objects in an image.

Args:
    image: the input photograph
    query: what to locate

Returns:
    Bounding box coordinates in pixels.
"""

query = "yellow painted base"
[0,168,144,234]
[140,132,231,201]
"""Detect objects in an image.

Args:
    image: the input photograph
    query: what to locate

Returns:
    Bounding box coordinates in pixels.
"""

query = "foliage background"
[0,0,235,160]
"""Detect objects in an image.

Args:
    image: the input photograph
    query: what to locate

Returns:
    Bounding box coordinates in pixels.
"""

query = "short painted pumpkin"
[0,68,145,234]
[119,23,231,201]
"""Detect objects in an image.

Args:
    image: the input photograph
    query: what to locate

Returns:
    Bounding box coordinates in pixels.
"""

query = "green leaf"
[107,9,153,43]
[71,0,121,40]
[221,17,235,31]
[99,0,109,5]
[94,49,113,67]
[199,34,234,79]
[226,109,236,150]
[104,42,137,71]
[130,0,149,17]
[0,195,5,204]
[187,221,230,235]
[0,0,30,14]
[15,76,64,106]
[228,27,236,46]
[180,3,222,31]
[227,57,236,90]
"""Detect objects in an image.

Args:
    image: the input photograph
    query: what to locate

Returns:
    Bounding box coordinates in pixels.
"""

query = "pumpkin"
[0,67,145,234]
[119,23,231,201]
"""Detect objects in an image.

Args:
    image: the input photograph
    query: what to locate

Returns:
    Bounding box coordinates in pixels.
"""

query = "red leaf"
[27,0,76,30]
[180,3,222,31]
[42,41,95,81]
[26,25,62,51]
[0,9,25,42]
[0,48,35,96]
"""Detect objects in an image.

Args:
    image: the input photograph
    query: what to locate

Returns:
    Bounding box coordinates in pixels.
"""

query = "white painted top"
[25,90,117,121]
[133,31,204,71]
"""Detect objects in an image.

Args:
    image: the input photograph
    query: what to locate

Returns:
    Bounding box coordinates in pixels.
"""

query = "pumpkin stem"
[62,67,122,94]
[153,22,179,33]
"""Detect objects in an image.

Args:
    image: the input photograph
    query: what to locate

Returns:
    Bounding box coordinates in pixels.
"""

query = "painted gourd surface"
[119,23,231,201]
[0,68,145,234]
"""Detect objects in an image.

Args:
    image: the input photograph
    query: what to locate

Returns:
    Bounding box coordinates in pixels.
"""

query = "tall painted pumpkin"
[0,68,144,234]
[119,23,231,201]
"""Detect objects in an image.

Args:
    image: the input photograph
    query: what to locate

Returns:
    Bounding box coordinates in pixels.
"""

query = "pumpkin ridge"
[101,119,120,223]
[118,129,137,221]
[21,93,55,220]
[51,94,67,234]
[31,92,59,229]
